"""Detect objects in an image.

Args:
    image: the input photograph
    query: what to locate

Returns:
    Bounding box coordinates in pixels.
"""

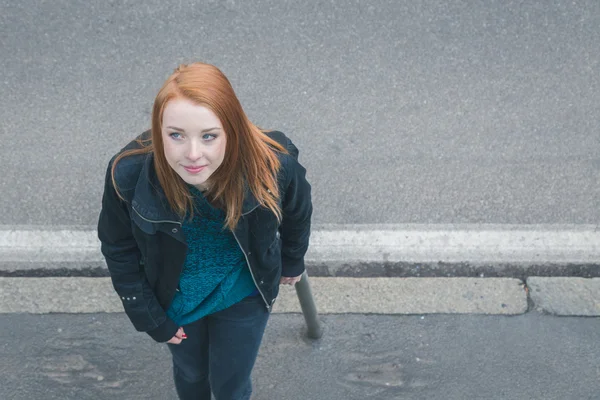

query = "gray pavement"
[1,0,600,226]
[1,312,598,400]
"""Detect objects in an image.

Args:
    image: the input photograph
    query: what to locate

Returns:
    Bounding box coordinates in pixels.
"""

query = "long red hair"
[111,62,286,230]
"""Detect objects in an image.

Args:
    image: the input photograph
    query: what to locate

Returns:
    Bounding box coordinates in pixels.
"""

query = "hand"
[280,274,302,286]
[167,327,187,345]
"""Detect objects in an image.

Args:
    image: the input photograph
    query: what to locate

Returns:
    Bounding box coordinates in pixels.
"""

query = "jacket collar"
[131,152,260,223]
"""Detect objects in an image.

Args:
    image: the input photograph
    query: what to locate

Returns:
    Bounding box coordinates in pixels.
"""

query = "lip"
[183,165,206,173]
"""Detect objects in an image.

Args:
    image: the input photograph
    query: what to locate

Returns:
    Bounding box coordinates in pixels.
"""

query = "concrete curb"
[1,224,599,278]
[527,277,600,316]
[1,276,598,316]
[0,277,528,315]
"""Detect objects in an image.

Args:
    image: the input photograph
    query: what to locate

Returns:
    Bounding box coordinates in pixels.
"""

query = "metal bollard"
[294,271,323,339]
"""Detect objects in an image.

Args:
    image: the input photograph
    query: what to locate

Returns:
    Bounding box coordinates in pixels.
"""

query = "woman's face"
[161,98,227,190]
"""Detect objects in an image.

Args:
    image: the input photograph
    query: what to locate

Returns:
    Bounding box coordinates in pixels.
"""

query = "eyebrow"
[166,126,221,133]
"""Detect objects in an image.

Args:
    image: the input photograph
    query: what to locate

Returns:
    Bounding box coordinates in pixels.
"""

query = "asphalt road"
[1,312,598,399]
[2,0,599,226]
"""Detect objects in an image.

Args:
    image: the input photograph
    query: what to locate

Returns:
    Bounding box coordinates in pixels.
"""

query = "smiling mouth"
[184,165,206,173]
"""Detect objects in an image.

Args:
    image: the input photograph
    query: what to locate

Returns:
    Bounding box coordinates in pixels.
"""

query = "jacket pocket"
[264,232,282,272]
[268,231,281,253]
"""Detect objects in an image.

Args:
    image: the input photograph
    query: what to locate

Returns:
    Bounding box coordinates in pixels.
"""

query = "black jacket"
[97,130,312,342]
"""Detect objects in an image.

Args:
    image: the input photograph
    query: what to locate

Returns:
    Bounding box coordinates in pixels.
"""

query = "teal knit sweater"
[166,185,258,326]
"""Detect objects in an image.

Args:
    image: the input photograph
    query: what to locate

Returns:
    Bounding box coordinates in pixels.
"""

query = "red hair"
[111,62,286,230]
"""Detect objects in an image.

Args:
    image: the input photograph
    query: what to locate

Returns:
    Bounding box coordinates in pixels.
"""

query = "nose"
[186,139,203,161]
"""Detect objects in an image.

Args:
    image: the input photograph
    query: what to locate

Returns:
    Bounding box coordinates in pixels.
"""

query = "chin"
[191,177,209,186]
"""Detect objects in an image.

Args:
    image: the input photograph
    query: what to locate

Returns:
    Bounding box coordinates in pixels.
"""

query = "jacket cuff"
[146,316,179,343]
[281,257,305,278]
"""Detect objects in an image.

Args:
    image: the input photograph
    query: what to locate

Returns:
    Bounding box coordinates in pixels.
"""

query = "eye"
[203,133,217,141]
[169,132,182,139]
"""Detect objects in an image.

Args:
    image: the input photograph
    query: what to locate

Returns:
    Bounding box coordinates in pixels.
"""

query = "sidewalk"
[1,312,598,399]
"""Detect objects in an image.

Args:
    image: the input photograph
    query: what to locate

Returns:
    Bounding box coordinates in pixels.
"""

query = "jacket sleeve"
[280,140,313,278]
[97,159,179,342]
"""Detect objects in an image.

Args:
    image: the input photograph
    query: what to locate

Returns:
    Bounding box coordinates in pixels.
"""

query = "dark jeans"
[166,295,270,400]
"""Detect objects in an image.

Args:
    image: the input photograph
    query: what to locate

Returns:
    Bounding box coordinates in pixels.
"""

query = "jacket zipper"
[231,229,270,311]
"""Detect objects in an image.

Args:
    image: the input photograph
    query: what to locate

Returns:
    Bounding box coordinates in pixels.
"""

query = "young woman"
[97,62,312,400]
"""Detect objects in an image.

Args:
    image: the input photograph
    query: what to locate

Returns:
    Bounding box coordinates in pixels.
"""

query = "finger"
[168,337,182,345]
[175,328,183,339]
